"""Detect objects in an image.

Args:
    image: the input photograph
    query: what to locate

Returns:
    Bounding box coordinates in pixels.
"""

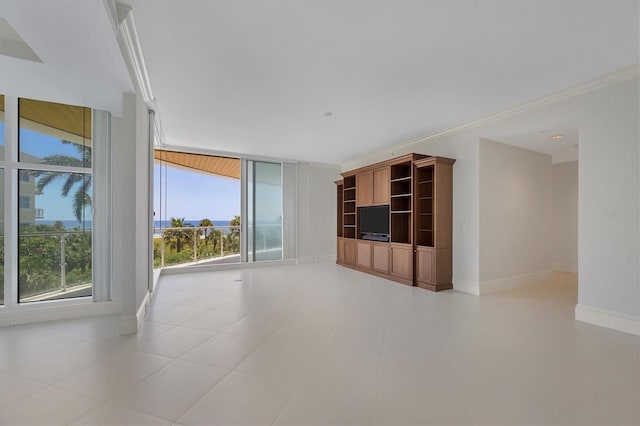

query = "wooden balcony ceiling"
[154,150,240,180]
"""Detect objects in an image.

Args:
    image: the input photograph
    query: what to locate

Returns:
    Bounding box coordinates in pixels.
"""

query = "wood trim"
[340,263,413,286]
[341,153,428,177]
[416,282,454,292]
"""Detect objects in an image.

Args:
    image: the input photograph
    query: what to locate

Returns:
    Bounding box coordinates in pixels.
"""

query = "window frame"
[0,95,114,318]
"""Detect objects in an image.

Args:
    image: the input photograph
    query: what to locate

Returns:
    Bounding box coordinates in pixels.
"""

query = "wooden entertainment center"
[336,153,455,291]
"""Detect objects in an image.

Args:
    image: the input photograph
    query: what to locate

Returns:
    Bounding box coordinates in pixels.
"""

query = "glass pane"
[0,169,3,305]
[152,151,241,268]
[19,98,91,168]
[18,169,92,303]
[254,162,282,261]
[0,94,4,160]
[247,161,254,259]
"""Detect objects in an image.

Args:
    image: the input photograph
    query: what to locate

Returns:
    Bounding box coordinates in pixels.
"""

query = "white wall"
[111,93,138,334]
[110,90,151,334]
[296,163,341,262]
[552,161,578,273]
[134,92,150,312]
[576,77,639,334]
[479,139,552,292]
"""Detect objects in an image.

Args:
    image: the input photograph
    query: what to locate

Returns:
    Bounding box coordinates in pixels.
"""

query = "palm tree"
[230,215,240,237]
[198,218,214,254]
[163,217,193,253]
[34,140,91,223]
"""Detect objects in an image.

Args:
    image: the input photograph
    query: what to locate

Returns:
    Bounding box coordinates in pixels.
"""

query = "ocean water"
[35,219,234,231]
[153,220,232,229]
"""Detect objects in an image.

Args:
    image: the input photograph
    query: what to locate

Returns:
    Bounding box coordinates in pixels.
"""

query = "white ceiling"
[129,0,638,164]
[0,0,133,114]
[2,1,635,162]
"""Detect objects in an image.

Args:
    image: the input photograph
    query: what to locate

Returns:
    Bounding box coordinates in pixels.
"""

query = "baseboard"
[296,255,335,264]
[119,290,151,335]
[0,300,121,328]
[575,304,640,336]
[552,263,578,274]
[152,269,162,292]
[161,259,297,275]
[119,314,138,335]
[136,290,151,331]
[453,279,480,295]
[479,270,553,295]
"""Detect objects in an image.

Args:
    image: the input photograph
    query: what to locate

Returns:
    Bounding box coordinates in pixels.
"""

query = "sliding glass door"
[247,160,282,262]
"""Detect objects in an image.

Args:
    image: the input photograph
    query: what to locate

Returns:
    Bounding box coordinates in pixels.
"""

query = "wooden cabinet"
[337,153,454,291]
[356,167,390,206]
[416,246,452,291]
[343,238,357,266]
[337,237,345,264]
[353,241,390,273]
[356,240,372,269]
[416,246,434,285]
[372,167,390,204]
[390,243,413,283]
[372,242,390,274]
[414,157,455,291]
[356,171,373,207]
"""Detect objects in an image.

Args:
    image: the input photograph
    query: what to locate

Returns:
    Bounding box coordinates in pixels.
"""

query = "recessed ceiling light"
[550,134,564,140]
[323,112,332,117]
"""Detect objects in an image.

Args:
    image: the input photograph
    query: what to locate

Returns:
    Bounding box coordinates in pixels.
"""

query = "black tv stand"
[362,233,389,242]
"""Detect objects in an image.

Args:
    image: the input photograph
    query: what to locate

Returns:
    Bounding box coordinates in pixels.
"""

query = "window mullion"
[5,96,18,309]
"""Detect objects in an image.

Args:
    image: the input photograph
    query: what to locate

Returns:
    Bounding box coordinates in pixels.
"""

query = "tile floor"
[0,263,638,425]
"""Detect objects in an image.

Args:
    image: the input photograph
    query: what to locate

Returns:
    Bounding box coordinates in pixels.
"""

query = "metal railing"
[154,225,241,268]
[18,230,92,302]
[154,223,284,268]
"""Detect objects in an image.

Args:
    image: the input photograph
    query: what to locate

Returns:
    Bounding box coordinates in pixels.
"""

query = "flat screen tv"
[359,205,390,236]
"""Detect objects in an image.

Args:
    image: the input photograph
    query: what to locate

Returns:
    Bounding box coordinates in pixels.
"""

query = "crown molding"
[104,1,166,145]
[341,64,639,170]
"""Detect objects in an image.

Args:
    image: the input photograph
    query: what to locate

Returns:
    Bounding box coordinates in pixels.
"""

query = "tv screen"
[359,206,390,235]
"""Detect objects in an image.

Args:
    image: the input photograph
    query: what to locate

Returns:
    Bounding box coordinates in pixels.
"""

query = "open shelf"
[390,162,412,181]
[391,180,411,196]
[391,213,411,244]
[415,165,434,246]
[337,183,343,237]
[390,176,412,183]
[390,196,410,212]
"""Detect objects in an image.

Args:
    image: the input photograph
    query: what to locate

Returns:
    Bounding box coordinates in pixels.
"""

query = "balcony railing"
[18,230,92,303]
[154,225,241,268]
[154,223,283,268]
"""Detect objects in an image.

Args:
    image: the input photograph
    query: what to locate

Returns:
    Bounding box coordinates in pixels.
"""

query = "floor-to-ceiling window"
[248,160,283,262]
[0,94,4,306]
[153,150,241,268]
[0,97,94,304]
[153,151,288,268]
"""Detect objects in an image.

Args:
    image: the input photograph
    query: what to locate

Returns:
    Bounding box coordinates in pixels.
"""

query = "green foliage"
[154,217,241,267]
[33,141,92,223]
[163,217,193,253]
[18,224,92,299]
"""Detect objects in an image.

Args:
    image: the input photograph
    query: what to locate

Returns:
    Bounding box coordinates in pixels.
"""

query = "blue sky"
[19,127,92,223]
[1,121,240,223]
[154,163,240,222]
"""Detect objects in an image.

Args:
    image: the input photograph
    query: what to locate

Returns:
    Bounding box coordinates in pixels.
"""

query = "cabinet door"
[344,239,357,265]
[372,167,390,205]
[390,243,413,281]
[416,246,434,284]
[337,238,345,263]
[356,171,373,206]
[356,241,372,269]
[372,243,390,274]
